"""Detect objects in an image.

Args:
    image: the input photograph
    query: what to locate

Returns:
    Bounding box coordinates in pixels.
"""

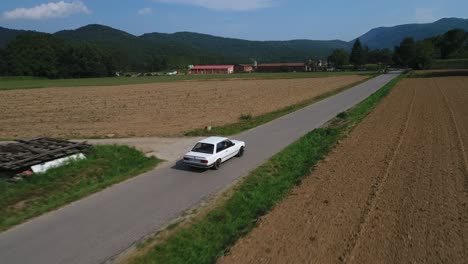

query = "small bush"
[239,114,252,121]
[337,112,348,119]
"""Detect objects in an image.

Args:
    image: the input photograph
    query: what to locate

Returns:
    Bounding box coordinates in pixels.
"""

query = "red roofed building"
[189,65,235,75]
[256,63,307,72]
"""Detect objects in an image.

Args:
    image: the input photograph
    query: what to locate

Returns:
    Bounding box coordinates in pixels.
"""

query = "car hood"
[184,151,213,159]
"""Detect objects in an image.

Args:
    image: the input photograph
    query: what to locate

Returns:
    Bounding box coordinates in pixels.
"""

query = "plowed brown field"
[218,76,468,264]
[0,76,364,139]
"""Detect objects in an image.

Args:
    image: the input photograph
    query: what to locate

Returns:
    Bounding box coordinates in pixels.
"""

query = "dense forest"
[0,33,116,78]
[328,29,468,70]
[1,23,467,78]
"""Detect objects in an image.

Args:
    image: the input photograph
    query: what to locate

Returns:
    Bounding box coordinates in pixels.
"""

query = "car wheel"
[213,159,222,170]
[236,147,245,157]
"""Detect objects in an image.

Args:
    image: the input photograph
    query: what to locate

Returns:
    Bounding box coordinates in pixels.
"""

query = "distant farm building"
[189,65,235,75]
[235,64,254,73]
[256,63,307,73]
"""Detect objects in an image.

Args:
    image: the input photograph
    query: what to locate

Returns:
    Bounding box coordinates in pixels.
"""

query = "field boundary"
[185,76,376,136]
[124,74,405,264]
[0,72,376,91]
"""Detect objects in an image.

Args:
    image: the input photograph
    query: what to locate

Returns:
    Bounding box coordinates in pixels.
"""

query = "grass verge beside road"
[0,145,161,232]
[127,74,405,264]
[185,76,375,136]
[407,69,468,78]
[0,71,375,91]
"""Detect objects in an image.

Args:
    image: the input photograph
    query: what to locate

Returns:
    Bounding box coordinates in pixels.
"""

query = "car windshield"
[192,143,214,154]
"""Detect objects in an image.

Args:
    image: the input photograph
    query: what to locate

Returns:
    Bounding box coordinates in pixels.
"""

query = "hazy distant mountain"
[357,18,468,49]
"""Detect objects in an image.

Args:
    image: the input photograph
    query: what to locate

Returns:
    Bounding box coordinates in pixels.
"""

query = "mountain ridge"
[1,17,467,67]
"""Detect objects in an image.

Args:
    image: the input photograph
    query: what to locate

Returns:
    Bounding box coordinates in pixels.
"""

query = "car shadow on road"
[171,160,208,173]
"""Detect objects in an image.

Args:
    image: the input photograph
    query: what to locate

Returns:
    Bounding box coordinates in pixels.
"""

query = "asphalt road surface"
[0,73,399,264]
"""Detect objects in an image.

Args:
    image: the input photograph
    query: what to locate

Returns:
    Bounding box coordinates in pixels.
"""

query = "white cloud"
[415,8,436,23]
[3,1,90,20]
[153,0,276,11]
[138,7,153,15]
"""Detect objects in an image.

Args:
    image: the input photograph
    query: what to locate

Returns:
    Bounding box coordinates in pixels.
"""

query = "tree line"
[328,29,468,70]
[1,29,467,78]
[0,31,245,78]
[0,32,118,78]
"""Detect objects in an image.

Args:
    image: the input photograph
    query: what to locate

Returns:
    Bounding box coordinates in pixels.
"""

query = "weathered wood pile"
[0,138,90,175]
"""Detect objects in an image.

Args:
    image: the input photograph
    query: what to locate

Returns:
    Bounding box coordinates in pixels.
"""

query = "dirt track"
[218,76,468,264]
[0,76,364,139]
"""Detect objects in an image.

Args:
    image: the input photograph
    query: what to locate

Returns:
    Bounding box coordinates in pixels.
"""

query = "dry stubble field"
[218,76,468,263]
[0,76,364,139]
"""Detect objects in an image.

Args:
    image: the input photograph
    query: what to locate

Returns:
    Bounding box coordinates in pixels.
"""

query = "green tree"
[439,29,468,59]
[368,49,393,64]
[4,33,65,78]
[0,48,6,75]
[350,38,365,66]
[412,42,435,69]
[328,49,349,68]
[394,37,416,67]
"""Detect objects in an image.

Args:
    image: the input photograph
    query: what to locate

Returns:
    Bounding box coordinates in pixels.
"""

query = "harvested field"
[0,76,365,139]
[218,76,468,264]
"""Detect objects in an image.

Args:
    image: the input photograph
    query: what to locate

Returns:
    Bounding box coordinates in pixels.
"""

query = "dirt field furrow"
[341,84,416,263]
[218,76,468,264]
[0,76,364,139]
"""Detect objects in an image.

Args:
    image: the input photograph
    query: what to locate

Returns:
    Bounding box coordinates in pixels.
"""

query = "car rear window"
[192,143,214,154]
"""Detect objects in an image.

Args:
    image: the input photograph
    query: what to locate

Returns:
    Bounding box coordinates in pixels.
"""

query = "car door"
[216,140,230,161]
[223,140,238,160]
[216,141,227,161]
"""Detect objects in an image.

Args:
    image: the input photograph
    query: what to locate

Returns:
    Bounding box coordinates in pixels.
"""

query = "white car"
[183,137,246,169]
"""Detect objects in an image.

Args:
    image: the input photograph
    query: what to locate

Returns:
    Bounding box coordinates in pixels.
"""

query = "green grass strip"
[0,145,161,232]
[129,74,405,264]
[0,71,376,91]
[185,76,376,137]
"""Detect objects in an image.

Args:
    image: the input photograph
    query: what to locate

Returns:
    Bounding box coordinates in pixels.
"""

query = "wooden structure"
[0,138,90,175]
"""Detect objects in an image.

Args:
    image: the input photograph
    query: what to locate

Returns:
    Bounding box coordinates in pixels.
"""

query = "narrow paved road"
[0,74,399,264]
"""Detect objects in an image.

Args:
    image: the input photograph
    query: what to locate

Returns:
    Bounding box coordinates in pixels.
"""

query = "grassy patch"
[0,145,161,232]
[407,69,468,78]
[185,76,375,136]
[127,74,404,264]
[0,71,376,91]
[431,58,468,69]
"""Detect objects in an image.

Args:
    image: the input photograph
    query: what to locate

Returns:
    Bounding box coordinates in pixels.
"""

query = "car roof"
[198,136,228,144]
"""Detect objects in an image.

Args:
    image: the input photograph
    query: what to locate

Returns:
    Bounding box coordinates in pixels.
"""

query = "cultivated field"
[218,76,468,263]
[0,76,365,139]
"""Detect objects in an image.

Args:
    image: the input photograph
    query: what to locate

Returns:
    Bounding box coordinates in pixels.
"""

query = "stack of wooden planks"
[0,138,90,173]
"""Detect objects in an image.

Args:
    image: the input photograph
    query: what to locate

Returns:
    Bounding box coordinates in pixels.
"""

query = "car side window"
[217,142,225,153]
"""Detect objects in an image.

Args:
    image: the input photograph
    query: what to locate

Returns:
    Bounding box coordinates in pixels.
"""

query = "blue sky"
[0,0,467,41]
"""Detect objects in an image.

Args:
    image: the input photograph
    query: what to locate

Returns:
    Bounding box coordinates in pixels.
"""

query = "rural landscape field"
[0,75,365,139]
[1,1,468,264]
[218,74,468,264]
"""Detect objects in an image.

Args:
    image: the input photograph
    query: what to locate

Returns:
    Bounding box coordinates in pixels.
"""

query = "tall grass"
[431,58,468,69]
